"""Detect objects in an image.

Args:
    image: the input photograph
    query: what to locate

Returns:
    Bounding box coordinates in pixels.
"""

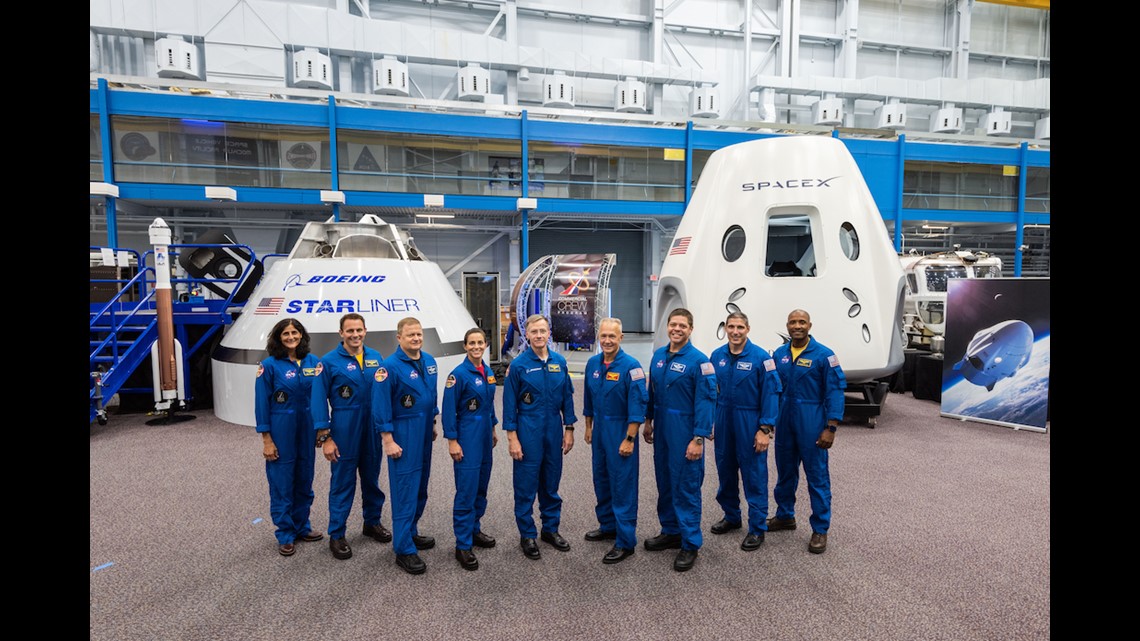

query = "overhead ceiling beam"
[975,0,1049,9]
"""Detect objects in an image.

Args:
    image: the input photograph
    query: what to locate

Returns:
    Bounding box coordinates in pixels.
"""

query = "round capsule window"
[839,222,860,261]
[721,225,745,262]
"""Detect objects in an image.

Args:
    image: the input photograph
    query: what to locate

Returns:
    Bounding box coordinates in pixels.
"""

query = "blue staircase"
[89,242,261,425]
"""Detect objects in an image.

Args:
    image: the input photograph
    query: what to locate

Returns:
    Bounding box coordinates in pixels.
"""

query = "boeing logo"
[741,176,840,192]
[285,273,388,290]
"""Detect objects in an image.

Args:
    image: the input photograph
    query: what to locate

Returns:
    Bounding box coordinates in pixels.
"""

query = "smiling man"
[709,311,782,552]
[642,308,717,572]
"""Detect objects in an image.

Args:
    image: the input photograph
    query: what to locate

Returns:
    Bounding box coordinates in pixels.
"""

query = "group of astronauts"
[254,306,846,575]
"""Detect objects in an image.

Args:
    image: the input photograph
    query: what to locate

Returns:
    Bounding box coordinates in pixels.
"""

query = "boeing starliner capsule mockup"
[952,319,1033,392]
[653,135,906,384]
[211,215,477,426]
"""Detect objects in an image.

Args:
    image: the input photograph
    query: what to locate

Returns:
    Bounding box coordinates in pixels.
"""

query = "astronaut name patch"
[670,362,687,373]
[606,371,621,381]
[365,359,380,368]
[736,361,753,371]
[427,365,437,375]
[700,362,715,375]
[828,354,840,368]
[446,374,456,388]
[547,364,561,372]
[630,367,645,381]
[375,368,388,382]
[763,359,776,372]
[796,358,812,368]
[302,367,317,377]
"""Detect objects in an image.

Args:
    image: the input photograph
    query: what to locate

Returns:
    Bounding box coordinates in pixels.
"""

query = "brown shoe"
[278,543,295,556]
[809,532,828,554]
[299,531,324,542]
[767,516,797,531]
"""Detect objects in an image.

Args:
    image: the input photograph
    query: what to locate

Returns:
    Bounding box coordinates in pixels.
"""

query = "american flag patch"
[700,362,715,375]
[763,359,776,372]
[629,367,645,381]
[828,355,840,368]
[668,236,692,256]
[254,297,284,315]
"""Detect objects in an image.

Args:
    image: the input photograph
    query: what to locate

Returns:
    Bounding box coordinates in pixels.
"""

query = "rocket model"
[211,215,478,426]
[148,217,187,413]
[952,319,1034,391]
[652,135,906,384]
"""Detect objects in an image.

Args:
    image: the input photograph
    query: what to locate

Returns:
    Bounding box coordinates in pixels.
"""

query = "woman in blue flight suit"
[255,318,322,556]
[441,328,500,570]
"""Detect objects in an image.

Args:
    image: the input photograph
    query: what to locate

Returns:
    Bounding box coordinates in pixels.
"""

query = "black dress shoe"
[396,553,427,575]
[455,548,479,571]
[472,531,497,548]
[584,528,618,542]
[673,548,698,572]
[299,531,325,542]
[520,537,541,560]
[540,530,571,551]
[643,533,682,551]
[710,518,743,535]
[329,537,352,560]
[412,534,436,550]
[362,523,392,543]
[741,532,765,551]
[602,546,634,564]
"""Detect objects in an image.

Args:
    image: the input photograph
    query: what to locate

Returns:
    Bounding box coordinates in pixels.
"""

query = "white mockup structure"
[653,136,906,386]
[212,215,478,426]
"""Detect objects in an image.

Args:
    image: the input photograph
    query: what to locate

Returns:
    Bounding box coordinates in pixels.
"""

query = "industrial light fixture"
[517,197,538,210]
[921,224,949,231]
[416,213,454,219]
[424,194,445,208]
[320,190,345,204]
[90,182,119,197]
[205,186,237,201]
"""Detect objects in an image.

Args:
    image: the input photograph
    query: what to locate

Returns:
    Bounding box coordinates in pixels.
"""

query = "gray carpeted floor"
[90,381,1049,641]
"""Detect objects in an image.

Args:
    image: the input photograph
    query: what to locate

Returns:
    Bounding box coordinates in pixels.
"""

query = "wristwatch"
[564,425,575,431]
[692,436,703,445]
[826,424,837,433]
[625,434,636,443]
[316,432,331,445]
[758,425,773,436]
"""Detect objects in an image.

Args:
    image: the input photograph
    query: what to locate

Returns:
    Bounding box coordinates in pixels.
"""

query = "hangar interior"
[90,0,1050,337]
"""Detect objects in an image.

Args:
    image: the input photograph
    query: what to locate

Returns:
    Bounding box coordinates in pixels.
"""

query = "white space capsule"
[211,215,478,426]
[653,135,906,384]
[952,319,1033,392]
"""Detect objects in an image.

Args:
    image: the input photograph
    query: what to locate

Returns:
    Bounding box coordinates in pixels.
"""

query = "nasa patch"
[828,354,840,368]
[285,369,297,379]
[763,359,776,372]
[446,374,456,388]
[375,368,388,382]
[700,362,715,376]
[780,355,790,364]
[346,363,357,371]
[256,364,264,378]
[629,368,645,381]
[409,370,419,379]
[718,359,727,367]
[592,371,600,379]
[606,371,621,381]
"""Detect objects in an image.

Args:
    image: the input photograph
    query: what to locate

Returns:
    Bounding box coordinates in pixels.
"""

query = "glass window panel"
[903,161,1020,212]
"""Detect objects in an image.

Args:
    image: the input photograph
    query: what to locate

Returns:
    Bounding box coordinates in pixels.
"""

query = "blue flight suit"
[441,358,498,551]
[771,336,847,535]
[371,347,439,556]
[310,344,387,541]
[583,349,648,552]
[647,342,717,551]
[502,347,578,539]
[255,353,321,546]
[710,340,782,535]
